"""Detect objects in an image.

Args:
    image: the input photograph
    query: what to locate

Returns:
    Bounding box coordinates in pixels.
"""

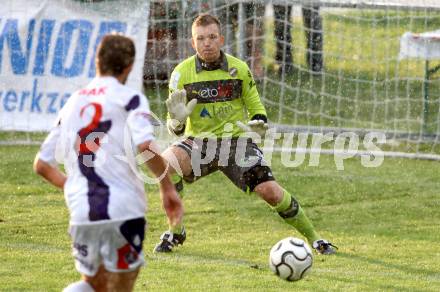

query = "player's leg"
[88,265,140,291]
[155,144,191,252]
[244,2,265,79]
[222,140,336,254]
[62,280,94,292]
[163,137,221,199]
[67,264,139,292]
[63,265,139,292]
[105,268,140,291]
[254,178,337,254]
[274,4,293,75]
[162,144,193,178]
[98,218,145,290]
[253,180,320,241]
[155,138,220,252]
[64,224,103,291]
[161,139,197,197]
[81,265,117,291]
[302,5,323,73]
[82,265,106,291]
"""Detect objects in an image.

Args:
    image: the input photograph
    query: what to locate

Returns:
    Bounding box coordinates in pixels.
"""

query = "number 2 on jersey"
[76,102,112,158]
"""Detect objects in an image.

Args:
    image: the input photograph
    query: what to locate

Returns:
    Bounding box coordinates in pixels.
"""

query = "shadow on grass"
[336,251,440,279]
[150,251,266,271]
[319,273,427,292]
[184,209,221,216]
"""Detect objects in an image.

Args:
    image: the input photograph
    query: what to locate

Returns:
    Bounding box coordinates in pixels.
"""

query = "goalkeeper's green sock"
[273,189,320,243]
[171,173,185,198]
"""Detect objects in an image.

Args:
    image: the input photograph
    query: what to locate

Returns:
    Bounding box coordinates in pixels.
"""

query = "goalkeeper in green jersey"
[154,14,337,255]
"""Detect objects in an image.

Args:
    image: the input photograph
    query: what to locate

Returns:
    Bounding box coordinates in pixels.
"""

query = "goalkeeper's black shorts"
[173,137,275,192]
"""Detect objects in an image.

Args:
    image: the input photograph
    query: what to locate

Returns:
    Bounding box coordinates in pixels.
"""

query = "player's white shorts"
[69,217,146,276]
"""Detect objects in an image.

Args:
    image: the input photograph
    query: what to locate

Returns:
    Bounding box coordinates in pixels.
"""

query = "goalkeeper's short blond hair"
[192,14,221,35]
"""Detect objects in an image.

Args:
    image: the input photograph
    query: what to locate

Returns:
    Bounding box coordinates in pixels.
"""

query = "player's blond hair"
[192,14,221,35]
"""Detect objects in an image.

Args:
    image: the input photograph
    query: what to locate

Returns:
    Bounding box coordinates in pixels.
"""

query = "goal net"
[144,0,440,160]
[2,0,440,161]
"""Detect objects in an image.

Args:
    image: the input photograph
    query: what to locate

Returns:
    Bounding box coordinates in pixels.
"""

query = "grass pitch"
[1,8,440,292]
[1,145,439,291]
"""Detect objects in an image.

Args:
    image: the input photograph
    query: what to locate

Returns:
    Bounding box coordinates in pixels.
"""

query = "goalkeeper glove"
[166,89,197,133]
[236,120,269,139]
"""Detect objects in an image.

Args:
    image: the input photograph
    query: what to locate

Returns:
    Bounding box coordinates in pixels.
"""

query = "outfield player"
[34,34,184,292]
[154,14,336,255]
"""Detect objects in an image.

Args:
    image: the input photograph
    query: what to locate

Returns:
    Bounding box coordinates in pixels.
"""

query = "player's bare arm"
[138,140,184,229]
[33,154,66,189]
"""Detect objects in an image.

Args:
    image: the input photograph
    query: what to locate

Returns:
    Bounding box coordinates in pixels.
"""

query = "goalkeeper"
[154,14,336,255]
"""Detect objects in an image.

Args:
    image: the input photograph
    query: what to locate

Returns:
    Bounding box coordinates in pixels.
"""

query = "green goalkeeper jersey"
[168,52,267,138]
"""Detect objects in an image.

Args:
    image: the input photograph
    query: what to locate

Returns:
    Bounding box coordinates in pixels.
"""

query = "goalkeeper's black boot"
[312,239,338,255]
[153,228,186,253]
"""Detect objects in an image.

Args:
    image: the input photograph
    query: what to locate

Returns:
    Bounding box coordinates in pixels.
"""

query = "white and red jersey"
[38,76,154,225]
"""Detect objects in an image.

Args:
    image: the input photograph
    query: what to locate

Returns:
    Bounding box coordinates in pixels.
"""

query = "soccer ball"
[269,237,313,281]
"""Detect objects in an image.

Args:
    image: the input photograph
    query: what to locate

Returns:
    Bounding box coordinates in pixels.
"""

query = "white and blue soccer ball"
[269,237,313,281]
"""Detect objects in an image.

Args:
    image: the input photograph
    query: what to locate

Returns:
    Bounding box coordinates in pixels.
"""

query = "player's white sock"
[62,281,94,292]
